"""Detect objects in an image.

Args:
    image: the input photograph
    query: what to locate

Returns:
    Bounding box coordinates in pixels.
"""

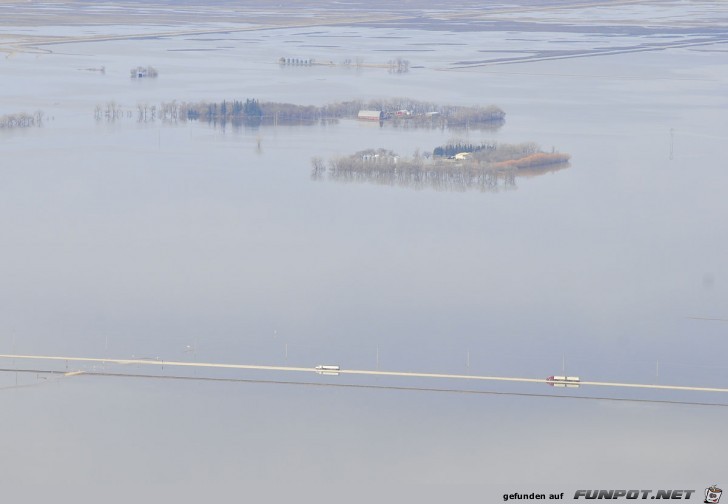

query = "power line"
[686,316,728,323]
[1,367,726,408]
[1,353,727,394]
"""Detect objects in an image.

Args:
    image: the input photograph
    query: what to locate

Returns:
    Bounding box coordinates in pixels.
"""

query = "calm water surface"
[1,13,727,502]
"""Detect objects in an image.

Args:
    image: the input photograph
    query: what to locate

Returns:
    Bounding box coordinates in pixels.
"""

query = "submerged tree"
[130,66,158,78]
[0,111,44,129]
[316,143,570,192]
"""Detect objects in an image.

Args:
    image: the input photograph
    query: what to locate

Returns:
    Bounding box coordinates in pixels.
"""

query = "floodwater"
[1,3,728,502]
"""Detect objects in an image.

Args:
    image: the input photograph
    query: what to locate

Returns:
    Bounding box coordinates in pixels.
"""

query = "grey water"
[1,8,727,502]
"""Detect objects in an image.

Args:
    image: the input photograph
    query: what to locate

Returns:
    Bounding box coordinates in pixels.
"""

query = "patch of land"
[313,143,570,192]
[94,98,506,131]
[2,0,727,67]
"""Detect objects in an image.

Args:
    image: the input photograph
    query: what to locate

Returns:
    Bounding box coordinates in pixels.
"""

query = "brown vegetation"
[433,141,570,165]
[319,149,513,192]
[315,143,569,192]
[492,152,571,169]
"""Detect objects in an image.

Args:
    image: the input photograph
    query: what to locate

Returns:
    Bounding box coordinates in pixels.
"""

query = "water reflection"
[92,98,505,132]
[313,148,570,192]
[0,111,44,129]
[3,3,728,497]
[320,164,520,192]
[321,165,570,192]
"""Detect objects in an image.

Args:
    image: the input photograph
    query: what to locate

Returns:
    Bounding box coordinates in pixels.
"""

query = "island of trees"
[312,142,570,192]
[99,98,505,130]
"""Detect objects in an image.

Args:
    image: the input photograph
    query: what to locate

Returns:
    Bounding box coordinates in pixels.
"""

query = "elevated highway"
[1,353,727,394]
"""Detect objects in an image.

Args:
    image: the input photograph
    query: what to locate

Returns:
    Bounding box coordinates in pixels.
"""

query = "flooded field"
[1,1,727,501]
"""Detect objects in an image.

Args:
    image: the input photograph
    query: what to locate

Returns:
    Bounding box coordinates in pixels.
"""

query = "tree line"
[433,141,544,162]
[0,111,44,129]
[312,143,570,191]
[130,66,158,78]
[92,98,506,130]
[433,142,497,157]
[315,148,516,192]
[278,56,409,72]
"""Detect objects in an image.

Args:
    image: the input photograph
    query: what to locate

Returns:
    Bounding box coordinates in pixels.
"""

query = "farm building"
[357,110,383,121]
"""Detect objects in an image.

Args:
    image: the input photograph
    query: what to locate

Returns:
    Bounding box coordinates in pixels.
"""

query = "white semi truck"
[315,365,340,375]
[546,375,580,387]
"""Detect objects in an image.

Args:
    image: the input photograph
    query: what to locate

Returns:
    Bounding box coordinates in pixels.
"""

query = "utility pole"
[12,334,17,385]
